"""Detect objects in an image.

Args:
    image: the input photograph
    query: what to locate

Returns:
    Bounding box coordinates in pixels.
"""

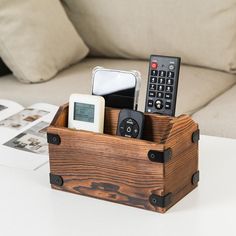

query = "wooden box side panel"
[164,144,198,211]
[164,114,198,161]
[48,126,167,212]
[161,115,199,211]
[51,103,68,127]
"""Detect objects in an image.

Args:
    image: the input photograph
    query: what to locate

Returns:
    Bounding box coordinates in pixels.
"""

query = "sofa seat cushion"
[192,85,236,139]
[0,58,235,116]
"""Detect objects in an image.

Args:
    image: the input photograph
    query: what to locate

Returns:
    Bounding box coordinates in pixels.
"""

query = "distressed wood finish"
[48,104,199,213]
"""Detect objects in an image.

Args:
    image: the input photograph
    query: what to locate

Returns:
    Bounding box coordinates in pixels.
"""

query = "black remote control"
[116,109,145,139]
[145,55,181,116]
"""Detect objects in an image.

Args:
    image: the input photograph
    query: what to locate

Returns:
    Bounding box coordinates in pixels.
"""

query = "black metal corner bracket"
[47,133,61,145]
[192,129,200,143]
[149,193,172,208]
[191,171,200,185]
[49,173,64,186]
[148,148,172,163]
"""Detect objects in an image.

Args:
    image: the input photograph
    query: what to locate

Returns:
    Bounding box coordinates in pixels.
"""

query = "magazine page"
[0,102,58,170]
[0,99,24,121]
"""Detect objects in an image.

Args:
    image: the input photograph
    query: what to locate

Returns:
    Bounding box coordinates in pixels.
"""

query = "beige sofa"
[0,0,236,139]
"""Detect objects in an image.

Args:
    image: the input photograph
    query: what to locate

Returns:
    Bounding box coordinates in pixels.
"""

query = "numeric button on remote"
[166,79,174,85]
[157,92,164,98]
[150,77,157,83]
[149,91,156,97]
[159,70,166,77]
[166,86,173,92]
[167,71,174,78]
[148,100,154,107]
[157,85,164,91]
[151,70,158,76]
[165,93,172,99]
[165,102,171,109]
[149,84,156,90]
[158,78,165,84]
[155,99,163,110]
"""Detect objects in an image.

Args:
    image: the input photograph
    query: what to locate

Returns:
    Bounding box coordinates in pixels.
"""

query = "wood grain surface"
[48,104,199,213]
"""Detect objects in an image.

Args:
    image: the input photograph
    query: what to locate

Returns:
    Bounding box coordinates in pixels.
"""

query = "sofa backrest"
[62,0,236,73]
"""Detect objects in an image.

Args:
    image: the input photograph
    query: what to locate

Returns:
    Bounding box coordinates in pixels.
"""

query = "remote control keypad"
[145,55,180,116]
[148,69,174,111]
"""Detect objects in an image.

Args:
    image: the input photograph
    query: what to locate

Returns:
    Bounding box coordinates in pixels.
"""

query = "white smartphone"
[92,67,141,110]
[68,94,105,133]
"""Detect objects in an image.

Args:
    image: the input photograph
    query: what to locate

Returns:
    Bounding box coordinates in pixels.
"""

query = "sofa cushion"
[0,58,235,117]
[62,0,236,73]
[0,0,89,83]
[192,85,236,139]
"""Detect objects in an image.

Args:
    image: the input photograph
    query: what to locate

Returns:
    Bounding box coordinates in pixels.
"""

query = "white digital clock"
[68,94,105,133]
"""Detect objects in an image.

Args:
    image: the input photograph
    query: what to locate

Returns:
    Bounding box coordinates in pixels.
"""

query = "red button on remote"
[151,62,158,69]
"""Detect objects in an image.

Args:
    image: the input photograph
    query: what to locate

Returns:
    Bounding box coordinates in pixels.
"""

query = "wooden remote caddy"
[47,103,199,213]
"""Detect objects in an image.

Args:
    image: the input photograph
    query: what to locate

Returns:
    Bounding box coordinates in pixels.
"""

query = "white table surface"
[0,135,235,236]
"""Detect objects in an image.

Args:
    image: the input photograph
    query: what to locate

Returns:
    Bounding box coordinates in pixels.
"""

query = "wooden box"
[47,103,199,213]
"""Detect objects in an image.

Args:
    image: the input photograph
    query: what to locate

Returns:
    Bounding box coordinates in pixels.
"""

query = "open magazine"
[0,99,58,170]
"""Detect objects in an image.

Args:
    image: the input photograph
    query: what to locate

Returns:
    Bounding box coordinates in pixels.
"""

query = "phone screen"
[102,87,135,109]
[92,69,139,110]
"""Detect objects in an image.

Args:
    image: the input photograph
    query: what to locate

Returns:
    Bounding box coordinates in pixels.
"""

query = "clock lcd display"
[74,102,95,123]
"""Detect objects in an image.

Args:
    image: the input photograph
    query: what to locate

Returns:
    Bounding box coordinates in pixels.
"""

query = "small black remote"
[145,55,181,116]
[116,109,145,139]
